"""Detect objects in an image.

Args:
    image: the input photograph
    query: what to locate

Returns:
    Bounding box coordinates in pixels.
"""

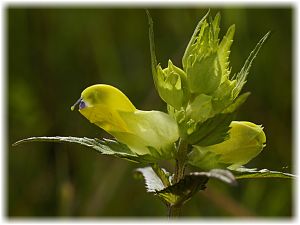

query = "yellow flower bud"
[190,121,266,169]
[192,121,266,169]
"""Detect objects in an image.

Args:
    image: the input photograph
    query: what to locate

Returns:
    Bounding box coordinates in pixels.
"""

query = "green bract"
[182,13,235,96]
[155,60,189,110]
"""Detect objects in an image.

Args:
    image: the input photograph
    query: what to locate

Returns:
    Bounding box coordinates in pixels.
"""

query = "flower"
[188,121,266,170]
[72,84,179,156]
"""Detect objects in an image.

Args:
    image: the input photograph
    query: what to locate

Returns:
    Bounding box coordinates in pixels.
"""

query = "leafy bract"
[180,112,235,146]
[221,92,250,114]
[232,32,270,98]
[156,61,189,110]
[186,52,222,95]
[186,94,213,123]
[218,24,235,81]
[185,14,223,95]
[182,10,210,70]
[188,146,227,170]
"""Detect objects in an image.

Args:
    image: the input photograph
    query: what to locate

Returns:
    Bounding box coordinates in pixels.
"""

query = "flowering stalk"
[169,139,189,217]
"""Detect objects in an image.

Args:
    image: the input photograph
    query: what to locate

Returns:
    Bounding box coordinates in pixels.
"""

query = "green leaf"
[156,169,236,206]
[188,146,228,170]
[181,112,235,146]
[12,136,155,163]
[146,10,157,80]
[181,90,250,147]
[222,92,250,114]
[151,163,171,187]
[232,32,270,98]
[155,60,189,109]
[186,93,213,123]
[101,138,134,155]
[186,52,222,95]
[211,12,221,45]
[218,24,235,81]
[232,167,295,179]
[182,10,210,70]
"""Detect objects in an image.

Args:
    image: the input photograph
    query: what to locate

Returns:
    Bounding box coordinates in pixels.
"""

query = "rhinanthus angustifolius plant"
[13,11,294,217]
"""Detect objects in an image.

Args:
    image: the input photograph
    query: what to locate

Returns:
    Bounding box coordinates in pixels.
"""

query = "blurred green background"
[8,7,293,217]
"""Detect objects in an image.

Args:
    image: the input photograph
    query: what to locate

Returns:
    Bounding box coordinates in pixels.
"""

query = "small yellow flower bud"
[206,121,266,169]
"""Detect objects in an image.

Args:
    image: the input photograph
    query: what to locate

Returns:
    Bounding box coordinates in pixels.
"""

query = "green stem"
[168,138,189,218]
[168,205,181,218]
[174,139,188,183]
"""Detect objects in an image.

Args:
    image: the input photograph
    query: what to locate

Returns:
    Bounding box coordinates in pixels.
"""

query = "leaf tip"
[145,9,153,26]
[12,141,20,147]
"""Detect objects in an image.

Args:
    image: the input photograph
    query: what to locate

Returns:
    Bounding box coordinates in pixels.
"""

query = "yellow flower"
[72,84,179,156]
[191,121,266,169]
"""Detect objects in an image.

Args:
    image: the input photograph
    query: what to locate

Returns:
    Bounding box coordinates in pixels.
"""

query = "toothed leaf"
[232,167,295,179]
[135,167,166,192]
[12,136,158,163]
[180,112,235,146]
[182,10,210,70]
[218,24,235,81]
[233,32,270,98]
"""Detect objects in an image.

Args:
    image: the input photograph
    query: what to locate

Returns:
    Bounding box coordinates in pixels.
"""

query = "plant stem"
[168,205,181,218]
[168,138,189,218]
[174,139,188,183]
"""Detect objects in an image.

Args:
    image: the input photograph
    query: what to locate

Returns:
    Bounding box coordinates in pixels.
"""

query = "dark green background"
[8,7,293,217]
